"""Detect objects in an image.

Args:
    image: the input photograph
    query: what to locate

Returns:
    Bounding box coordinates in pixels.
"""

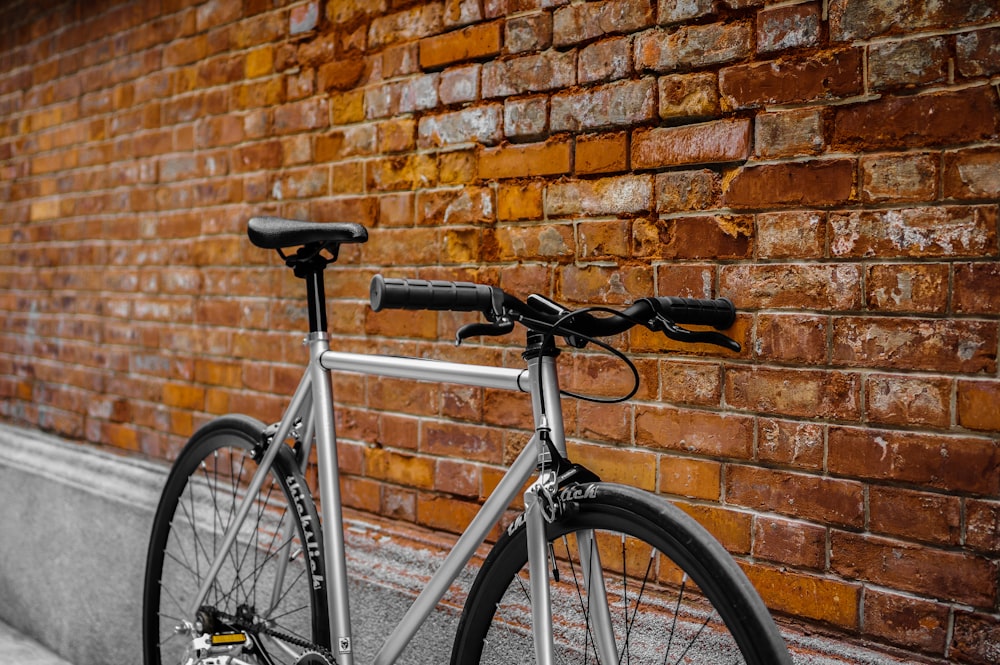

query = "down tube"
[373,435,540,665]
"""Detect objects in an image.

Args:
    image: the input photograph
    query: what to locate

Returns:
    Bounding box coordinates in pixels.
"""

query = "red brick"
[720,48,862,109]
[635,404,753,459]
[955,262,1000,316]
[423,421,503,464]
[828,427,1000,495]
[866,373,951,429]
[863,589,949,654]
[632,118,750,170]
[726,366,860,420]
[727,465,864,527]
[504,11,551,54]
[742,564,860,630]
[724,159,855,209]
[753,314,828,364]
[492,223,574,262]
[674,502,751,554]
[752,516,826,569]
[831,316,997,373]
[957,27,1000,77]
[754,109,824,159]
[831,530,996,608]
[833,88,1000,151]
[633,215,752,260]
[870,36,949,91]
[481,50,575,98]
[439,64,481,105]
[577,220,629,260]
[659,455,721,500]
[654,169,719,212]
[567,441,656,491]
[869,485,961,546]
[830,0,999,42]
[756,3,821,53]
[866,262,948,313]
[578,36,632,84]
[419,21,502,70]
[720,263,861,310]
[966,499,1000,554]
[829,205,998,258]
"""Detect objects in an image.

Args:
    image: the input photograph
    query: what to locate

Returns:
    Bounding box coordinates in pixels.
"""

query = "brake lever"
[651,316,742,353]
[455,318,515,345]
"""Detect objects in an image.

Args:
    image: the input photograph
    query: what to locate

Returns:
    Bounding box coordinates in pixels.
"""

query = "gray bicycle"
[142,217,792,665]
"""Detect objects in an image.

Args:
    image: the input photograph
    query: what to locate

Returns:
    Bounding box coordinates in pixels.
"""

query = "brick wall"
[1,0,998,661]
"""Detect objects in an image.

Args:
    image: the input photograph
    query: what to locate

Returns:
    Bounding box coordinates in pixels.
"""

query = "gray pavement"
[0,620,73,665]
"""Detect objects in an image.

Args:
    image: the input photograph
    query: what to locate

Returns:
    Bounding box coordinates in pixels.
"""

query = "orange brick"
[566,441,656,491]
[365,447,435,490]
[479,138,571,179]
[496,181,544,220]
[659,455,721,500]
[575,131,627,174]
[742,563,860,630]
[419,21,502,69]
[958,379,1000,431]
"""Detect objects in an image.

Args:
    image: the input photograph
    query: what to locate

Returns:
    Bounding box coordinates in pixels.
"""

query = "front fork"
[523,471,618,665]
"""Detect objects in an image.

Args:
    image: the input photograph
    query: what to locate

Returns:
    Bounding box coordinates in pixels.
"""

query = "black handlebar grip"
[370,275,497,313]
[655,296,737,330]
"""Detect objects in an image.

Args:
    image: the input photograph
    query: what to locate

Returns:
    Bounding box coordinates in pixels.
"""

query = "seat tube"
[307,332,354,664]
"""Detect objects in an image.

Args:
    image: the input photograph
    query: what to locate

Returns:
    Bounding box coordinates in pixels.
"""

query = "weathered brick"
[419,21,502,70]
[633,215,752,260]
[577,220,630,260]
[832,531,996,608]
[943,146,1000,200]
[828,426,1000,495]
[754,109,824,159]
[493,223,574,262]
[658,0,714,24]
[753,516,826,570]
[504,11,552,53]
[757,418,824,470]
[366,153,438,191]
[869,36,949,90]
[726,366,860,420]
[957,27,1000,78]
[503,96,547,140]
[866,262,948,313]
[417,104,503,148]
[496,180,544,220]
[756,211,826,259]
[633,118,749,170]
[829,0,999,42]
[754,314,828,364]
[438,64,480,105]
[863,590,950,654]
[954,262,1000,315]
[658,359,722,406]
[546,174,652,217]
[552,0,653,47]
[635,20,752,72]
[720,48,862,109]
[417,186,494,226]
[674,502,752,554]
[657,72,720,122]
[833,88,1000,151]
[636,404,753,458]
[724,159,855,209]
[829,205,998,258]
[568,440,656,490]
[952,611,1000,665]
[869,484,961,545]
[368,3,443,48]
[966,499,1000,554]
[756,3,821,53]
[720,263,861,310]
[578,36,632,85]
[481,50,575,98]
[557,264,653,305]
[654,169,718,212]
[860,152,938,203]
[551,78,656,132]
[727,466,864,527]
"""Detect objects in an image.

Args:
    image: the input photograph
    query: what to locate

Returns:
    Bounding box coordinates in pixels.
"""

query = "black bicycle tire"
[142,414,330,665]
[451,482,791,665]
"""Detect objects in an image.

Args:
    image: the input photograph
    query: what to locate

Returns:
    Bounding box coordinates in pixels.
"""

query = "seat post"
[288,247,331,334]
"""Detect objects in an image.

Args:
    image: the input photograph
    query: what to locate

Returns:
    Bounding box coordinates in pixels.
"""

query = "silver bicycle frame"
[187,333,616,664]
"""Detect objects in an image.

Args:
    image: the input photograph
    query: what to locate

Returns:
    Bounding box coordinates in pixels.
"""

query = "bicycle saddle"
[248,216,368,250]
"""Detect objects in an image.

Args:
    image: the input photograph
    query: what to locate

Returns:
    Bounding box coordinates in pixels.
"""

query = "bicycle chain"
[214,609,337,664]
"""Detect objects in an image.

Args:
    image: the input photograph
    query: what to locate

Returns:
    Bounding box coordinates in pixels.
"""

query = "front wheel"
[452,483,791,665]
[142,415,330,665]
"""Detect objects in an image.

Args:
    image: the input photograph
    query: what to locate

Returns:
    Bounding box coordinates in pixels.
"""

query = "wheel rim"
[152,437,322,665]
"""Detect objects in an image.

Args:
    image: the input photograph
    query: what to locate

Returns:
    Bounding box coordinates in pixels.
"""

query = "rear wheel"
[143,415,329,664]
[451,483,791,665]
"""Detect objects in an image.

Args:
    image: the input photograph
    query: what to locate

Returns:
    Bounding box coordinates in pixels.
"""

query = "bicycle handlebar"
[370,275,739,350]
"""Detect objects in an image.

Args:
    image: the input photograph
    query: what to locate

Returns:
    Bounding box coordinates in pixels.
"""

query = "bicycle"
[142,216,792,665]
